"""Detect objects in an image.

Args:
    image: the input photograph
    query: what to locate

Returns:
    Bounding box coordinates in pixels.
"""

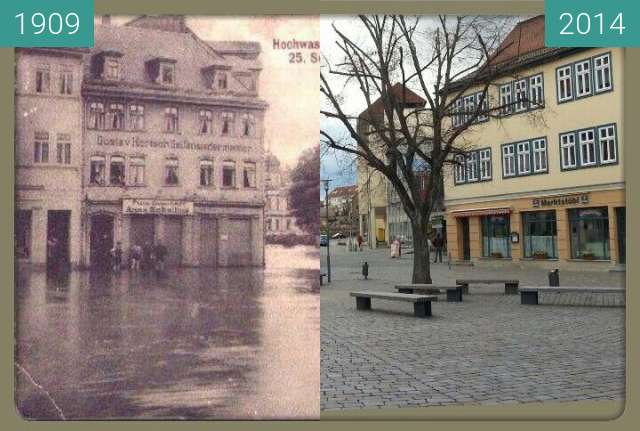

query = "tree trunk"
[411,217,432,284]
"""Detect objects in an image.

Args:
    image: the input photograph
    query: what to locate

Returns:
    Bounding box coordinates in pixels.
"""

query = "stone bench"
[320,273,327,286]
[519,286,625,306]
[350,291,437,318]
[456,279,520,295]
[395,284,464,302]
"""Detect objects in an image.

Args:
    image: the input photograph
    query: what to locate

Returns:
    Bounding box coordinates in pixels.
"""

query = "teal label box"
[546,0,639,47]
[1,0,93,47]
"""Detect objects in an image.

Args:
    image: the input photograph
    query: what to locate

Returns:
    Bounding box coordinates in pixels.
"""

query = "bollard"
[548,268,560,287]
[362,262,369,280]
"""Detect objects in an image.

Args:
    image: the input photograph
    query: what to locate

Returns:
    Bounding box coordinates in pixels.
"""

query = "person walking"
[432,232,444,263]
[111,241,123,272]
[356,234,363,251]
[154,241,167,274]
[130,243,142,271]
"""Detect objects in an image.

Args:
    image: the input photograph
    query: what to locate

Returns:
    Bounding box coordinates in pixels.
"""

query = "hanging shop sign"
[123,199,194,215]
[532,193,589,208]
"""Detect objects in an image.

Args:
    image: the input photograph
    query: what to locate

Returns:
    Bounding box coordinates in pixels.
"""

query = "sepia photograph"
[320,14,625,412]
[14,14,320,419]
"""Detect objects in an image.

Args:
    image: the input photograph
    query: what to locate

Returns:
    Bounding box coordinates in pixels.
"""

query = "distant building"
[15,15,268,269]
[327,185,358,236]
[264,152,300,235]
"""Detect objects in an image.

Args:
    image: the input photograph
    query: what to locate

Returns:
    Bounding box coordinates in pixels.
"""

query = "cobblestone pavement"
[320,243,625,411]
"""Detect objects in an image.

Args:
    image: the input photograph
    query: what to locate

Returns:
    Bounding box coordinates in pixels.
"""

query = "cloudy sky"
[102,16,319,168]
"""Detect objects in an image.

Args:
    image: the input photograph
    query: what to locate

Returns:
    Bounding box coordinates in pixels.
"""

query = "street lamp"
[321,179,332,283]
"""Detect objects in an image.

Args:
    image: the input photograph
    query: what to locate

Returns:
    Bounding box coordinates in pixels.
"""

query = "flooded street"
[15,245,319,420]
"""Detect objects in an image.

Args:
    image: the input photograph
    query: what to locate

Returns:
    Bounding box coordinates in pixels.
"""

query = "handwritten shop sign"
[532,193,589,208]
[97,135,251,153]
[123,199,194,215]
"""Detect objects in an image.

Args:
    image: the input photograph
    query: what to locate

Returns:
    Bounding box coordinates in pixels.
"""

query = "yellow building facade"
[444,42,625,270]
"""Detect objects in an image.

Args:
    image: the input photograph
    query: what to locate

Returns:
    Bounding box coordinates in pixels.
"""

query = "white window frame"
[222,160,236,188]
[243,161,257,188]
[164,157,180,185]
[200,159,214,186]
[452,98,463,127]
[165,107,179,133]
[502,144,516,177]
[574,60,592,98]
[529,74,544,108]
[34,131,49,164]
[199,109,213,135]
[499,83,512,115]
[129,157,146,186]
[476,91,488,122]
[479,149,491,180]
[56,133,71,165]
[598,125,617,164]
[60,70,73,95]
[578,129,596,166]
[560,132,577,169]
[532,138,548,173]
[556,65,573,102]
[516,141,531,174]
[463,94,475,124]
[466,152,478,182]
[593,53,612,93]
[514,79,528,112]
[454,154,466,184]
[105,58,120,80]
[129,104,145,130]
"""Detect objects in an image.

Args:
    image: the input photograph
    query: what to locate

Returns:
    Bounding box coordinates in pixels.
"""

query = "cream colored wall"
[444,47,624,203]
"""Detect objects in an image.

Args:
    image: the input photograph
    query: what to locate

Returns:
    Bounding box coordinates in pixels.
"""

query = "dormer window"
[92,51,123,81]
[217,72,227,90]
[146,57,177,86]
[105,58,120,80]
[160,63,175,85]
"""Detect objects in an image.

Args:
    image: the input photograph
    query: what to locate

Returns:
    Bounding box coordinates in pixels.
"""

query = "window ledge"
[479,257,513,260]
[520,257,560,261]
[566,258,611,262]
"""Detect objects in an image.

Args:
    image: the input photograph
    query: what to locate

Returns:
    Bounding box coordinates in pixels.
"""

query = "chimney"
[102,15,111,26]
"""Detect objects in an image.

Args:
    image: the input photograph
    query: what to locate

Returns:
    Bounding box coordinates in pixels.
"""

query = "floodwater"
[15,245,320,420]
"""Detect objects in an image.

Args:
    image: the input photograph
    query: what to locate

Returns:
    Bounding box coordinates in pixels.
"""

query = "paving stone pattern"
[320,243,625,410]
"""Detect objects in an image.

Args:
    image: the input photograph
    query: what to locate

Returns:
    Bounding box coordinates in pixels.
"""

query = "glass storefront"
[522,210,557,259]
[481,214,511,258]
[569,207,610,260]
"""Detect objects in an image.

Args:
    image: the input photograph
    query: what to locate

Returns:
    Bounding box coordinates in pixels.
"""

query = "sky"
[101,15,320,168]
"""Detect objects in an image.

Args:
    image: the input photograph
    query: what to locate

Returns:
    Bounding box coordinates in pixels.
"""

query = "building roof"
[446,15,586,91]
[358,83,427,118]
[329,185,358,198]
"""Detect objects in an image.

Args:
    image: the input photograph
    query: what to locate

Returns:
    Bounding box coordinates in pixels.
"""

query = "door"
[200,216,218,266]
[461,218,471,261]
[228,218,252,266]
[616,207,626,264]
[90,214,114,269]
[48,210,71,268]
[164,216,183,267]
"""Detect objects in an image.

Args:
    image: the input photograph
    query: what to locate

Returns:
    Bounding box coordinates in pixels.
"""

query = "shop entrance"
[616,207,626,264]
[129,215,155,250]
[47,210,71,269]
[90,214,114,269]
[228,218,252,266]
[164,216,183,267]
[461,218,470,261]
[200,216,218,266]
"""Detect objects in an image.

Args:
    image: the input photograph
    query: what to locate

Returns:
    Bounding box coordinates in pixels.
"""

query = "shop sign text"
[123,199,194,215]
[532,193,589,208]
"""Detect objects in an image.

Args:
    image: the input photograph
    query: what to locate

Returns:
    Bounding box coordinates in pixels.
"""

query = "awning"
[450,207,511,218]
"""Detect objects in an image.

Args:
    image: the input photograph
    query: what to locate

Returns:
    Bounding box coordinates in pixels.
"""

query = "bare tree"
[321,15,530,283]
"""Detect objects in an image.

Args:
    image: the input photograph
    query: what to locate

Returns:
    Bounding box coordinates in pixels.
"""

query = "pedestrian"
[130,243,142,271]
[154,241,167,274]
[433,232,444,263]
[362,261,369,280]
[111,241,123,272]
[357,234,363,251]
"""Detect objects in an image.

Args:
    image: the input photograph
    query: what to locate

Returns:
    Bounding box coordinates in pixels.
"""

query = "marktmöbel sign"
[123,199,194,215]
[532,193,589,208]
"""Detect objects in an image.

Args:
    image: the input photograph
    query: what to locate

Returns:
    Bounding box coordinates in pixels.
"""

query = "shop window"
[108,103,125,130]
[528,74,544,107]
[556,65,573,102]
[164,158,179,185]
[499,83,512,115]
[514,79,528,112]
[129,104,145,130]
[578,129,596,166]
[199,110,213,135]
[243,162,257,188]
[532,138,547,172]
[129,157,145,186]
[222,160,236,187]
[89,102,106,129]
[56,133,71,164]
[165,107,179,133]
[594,53,612,93]
[110,156,125,186]
[569,207,610,260]
[481,214,511,258]
[35,66,50,93]
[560,132,577,169]
[33,131,49,163]
[598,125,617,164]
[200,159,214,186]
[60,70,73,95]
[221,113,234,136]
[241,114,255,137]
[522,211,557,259]
[574,60,592,97]
[502,144,515,177]
[105,58,120,80]
[90,155,106,185]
